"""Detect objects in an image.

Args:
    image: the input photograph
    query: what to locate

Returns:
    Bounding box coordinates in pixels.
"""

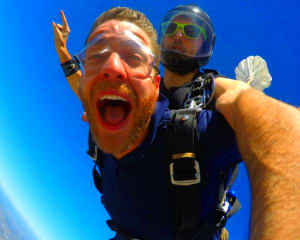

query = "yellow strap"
[172,152,195,160]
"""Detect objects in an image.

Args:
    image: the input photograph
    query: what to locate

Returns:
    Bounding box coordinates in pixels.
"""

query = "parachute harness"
[184,70,217,110]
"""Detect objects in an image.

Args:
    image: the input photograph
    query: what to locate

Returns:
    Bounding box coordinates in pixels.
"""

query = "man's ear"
[153,74,161,89]
[82,112,88,122]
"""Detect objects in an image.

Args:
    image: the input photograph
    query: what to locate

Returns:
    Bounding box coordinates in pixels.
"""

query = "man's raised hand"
[52,10,72,63]
[52,10,70,50]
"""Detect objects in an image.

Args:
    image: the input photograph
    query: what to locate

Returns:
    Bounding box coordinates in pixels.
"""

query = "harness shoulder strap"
[167,109,203,240]
[87,131,104,194]
[167,109,241,240]
[184,71,217,110]
[93,163,103,194]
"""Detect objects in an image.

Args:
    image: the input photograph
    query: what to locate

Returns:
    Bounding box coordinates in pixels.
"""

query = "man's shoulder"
[154,94,171,123]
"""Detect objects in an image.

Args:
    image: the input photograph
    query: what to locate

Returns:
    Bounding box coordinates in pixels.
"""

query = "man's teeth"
[100,95,127,102]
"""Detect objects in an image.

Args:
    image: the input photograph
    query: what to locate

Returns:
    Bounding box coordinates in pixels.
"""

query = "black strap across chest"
[167,109,226,240]
[167,109,202,240]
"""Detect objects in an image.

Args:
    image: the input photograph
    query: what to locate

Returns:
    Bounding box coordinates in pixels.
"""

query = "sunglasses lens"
[165,22,178,35]
[184,25,201,38]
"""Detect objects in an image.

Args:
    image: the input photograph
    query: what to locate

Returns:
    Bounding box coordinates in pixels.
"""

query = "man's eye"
[87,54,100,62]
[86,51,109,64]
[131,54,143,62]
[124,53,144,66]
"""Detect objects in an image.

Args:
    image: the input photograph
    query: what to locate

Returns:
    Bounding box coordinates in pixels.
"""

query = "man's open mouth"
[96,95,132,129]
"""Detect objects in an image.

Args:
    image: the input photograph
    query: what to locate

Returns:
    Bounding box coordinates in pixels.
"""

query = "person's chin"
[94,129,133,157]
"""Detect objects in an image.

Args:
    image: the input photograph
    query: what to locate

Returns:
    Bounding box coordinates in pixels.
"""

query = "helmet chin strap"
[161,50,210,75]
[162,61,197,75]
[161,51,199,75]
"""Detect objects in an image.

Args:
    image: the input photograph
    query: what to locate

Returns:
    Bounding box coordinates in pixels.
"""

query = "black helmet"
[159,4,216,75]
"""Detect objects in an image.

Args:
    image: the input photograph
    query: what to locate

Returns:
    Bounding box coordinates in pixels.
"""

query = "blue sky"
[0,0,299,239]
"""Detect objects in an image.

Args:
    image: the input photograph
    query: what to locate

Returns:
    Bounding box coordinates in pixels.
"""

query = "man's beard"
[82,83,158,156]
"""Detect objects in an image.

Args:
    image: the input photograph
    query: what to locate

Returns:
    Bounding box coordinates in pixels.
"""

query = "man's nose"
[173,29,184,41]
[99,52,126,80]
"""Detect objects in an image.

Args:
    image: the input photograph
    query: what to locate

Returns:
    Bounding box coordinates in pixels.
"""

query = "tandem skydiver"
[52,5,241,240]
[158,4,218,110]
[53,6,241,239]
[52,6,300,240]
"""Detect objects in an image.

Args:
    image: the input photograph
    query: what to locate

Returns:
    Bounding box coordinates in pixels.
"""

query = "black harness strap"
[167,109,203,240]
[87,131,104,195]
[167,109,240,240]
[93,164,103,194]
[184,72,216,110]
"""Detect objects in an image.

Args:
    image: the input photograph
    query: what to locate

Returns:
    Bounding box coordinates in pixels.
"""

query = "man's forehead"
[172,15,195,23]
[88,20,150,46]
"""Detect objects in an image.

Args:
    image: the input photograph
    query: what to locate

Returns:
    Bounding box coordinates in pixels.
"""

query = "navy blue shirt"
[160,78,192,110]
[99,95,241,240]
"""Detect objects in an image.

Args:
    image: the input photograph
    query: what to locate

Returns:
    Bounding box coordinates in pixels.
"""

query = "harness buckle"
[169,153,201,186]
[183,73,216,110]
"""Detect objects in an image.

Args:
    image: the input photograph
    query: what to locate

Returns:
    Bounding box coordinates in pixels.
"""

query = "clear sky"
[0,0,299,239]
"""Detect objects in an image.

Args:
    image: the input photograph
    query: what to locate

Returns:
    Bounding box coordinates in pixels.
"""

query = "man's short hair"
[85,7,160,64]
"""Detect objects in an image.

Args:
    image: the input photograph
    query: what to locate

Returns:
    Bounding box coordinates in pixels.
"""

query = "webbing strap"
[93,165,103,193]
[87,131,97,161]
[88,131,104,194]
[183,72,216,110]
[168,109,203,240]
[226,192,241,218]
[226,165,239,191]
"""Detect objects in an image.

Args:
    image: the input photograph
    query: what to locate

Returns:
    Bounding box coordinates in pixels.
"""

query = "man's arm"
[52,10,81,98]
[215,77,300,240]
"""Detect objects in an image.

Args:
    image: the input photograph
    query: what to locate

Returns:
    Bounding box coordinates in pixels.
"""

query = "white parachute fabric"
[235,56,272,91]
